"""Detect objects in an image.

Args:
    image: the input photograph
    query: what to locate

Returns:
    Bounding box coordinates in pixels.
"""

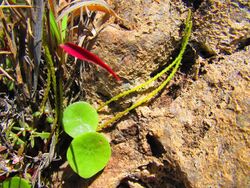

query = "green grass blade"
[49,10,61,43]
[61,14,68,42]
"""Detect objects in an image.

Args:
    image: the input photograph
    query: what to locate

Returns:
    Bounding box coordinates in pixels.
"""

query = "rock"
[83,0,183,103]
[61,0,250,187]
[88,44,250,188]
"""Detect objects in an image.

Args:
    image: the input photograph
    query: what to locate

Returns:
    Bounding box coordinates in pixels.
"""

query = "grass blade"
[56,0,121,22]
[32,0,44,91]
[49,10,61,43]
[0,5,32,8]
[61,14,68,42]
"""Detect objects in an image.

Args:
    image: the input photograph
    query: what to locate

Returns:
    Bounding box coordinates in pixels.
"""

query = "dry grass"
[0,0,120,186]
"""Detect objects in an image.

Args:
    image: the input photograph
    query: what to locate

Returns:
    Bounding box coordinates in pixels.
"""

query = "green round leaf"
[67,132,111,178]
[63,101,98,138]
[2,177,31,188]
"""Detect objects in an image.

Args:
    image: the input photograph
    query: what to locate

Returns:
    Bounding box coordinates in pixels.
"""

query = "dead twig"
[0,66,14,81]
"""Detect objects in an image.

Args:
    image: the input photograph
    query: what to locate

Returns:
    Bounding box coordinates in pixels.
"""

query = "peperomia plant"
[62,101,111,178]
[63,102,99,137]
[97,10,193,130]
[67,132,111,178]
[0,0,120,186]
[0,0,192,185]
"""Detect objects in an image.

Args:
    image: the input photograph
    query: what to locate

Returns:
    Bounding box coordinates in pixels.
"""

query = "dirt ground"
[52,0,250,187]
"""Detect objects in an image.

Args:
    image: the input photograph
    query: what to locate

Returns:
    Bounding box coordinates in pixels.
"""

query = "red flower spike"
[60,42,120,81]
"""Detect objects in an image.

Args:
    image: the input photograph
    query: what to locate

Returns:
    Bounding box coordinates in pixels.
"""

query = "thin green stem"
[44,44,59,132]
[97,63,179,131]
[40,66,51,113]
[97,61,176,111]
[57,52,65,127]
[97,60,177,111]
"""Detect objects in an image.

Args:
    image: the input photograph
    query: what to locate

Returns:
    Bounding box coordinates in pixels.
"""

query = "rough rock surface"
[83,47,249,188]
[59,0,250,187]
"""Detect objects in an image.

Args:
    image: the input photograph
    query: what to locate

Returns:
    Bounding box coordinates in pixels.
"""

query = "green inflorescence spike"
[97,9,192,131]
